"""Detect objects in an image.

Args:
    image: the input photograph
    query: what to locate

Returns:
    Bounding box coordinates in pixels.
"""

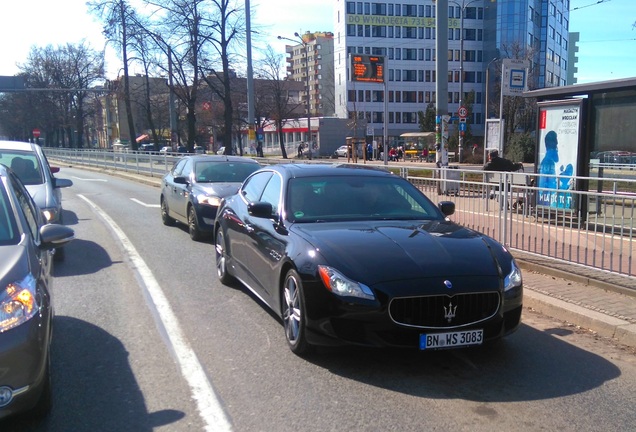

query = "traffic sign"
[458,106,468,119]
[32,128,41,138]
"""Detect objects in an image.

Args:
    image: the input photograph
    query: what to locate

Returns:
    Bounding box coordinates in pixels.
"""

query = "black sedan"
[214,164,523,355]
[160,155,260,241]
[0,164,75,420]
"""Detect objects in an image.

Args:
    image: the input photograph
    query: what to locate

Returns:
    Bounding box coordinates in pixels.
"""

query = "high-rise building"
[281,31,336,118]
[333,0,571,139]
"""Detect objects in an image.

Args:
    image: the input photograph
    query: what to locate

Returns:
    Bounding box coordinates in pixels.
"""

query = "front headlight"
[317,266,375,300]
[196,194,222,207]
[0,274,39,333]
[41,207,58,222]
[504,260,523,292]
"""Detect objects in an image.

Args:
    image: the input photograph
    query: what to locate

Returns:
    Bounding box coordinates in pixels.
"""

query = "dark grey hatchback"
[0,164,74,420]
[160,155,260,241]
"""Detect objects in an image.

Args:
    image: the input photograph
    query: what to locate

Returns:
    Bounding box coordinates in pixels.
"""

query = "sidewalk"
[514,251,636,349]
[60,162,636,350]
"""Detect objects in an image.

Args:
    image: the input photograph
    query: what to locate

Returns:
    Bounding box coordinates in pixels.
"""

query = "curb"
[524,289,636,349]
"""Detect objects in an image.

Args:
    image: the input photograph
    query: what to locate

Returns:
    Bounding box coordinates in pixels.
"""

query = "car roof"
[0,140,38,151]
[186,154,259,162]
[263,163,394,179]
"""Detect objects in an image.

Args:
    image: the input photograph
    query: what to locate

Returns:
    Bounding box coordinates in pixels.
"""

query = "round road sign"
[32,128,41,138]
[458,106,468,118]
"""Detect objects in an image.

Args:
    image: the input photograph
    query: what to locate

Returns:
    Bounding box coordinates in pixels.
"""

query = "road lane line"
[78,194,232,432]
[71,176,108,181]
[130,198,161,208]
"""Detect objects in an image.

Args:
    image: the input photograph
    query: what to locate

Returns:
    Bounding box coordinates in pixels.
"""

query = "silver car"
[0,164,75,420]
[0,141,73,260]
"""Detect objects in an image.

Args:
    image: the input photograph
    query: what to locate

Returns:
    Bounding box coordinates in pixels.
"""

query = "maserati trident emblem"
[443,280,453,289]
[444,301,457,323]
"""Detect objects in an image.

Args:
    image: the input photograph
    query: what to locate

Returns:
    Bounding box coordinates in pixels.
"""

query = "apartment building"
[332,0,572,140]
[282,31,336,118]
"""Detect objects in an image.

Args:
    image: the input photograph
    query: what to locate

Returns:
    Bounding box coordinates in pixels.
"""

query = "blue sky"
[0,0,633,84]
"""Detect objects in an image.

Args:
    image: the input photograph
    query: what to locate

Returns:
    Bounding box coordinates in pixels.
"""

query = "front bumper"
[0,307,51,419]
[302,279,523,349]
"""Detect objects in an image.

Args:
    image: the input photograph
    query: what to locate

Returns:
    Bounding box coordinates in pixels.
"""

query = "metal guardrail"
[45,148,635,278]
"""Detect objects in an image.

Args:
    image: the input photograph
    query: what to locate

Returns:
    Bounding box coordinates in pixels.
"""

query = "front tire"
[282,269,312,356]
[215,229,235,285]
[188,205,204,241]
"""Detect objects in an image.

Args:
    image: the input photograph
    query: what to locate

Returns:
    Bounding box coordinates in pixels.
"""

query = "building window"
[403,91,417,103]
[404,27,417,39]
[372,26,386,37]
[371,3,386,15]
[404,48,417,60]
[404,70,417,82]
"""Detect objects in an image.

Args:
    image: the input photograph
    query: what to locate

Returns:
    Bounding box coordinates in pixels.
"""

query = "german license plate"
[420,329,483,350]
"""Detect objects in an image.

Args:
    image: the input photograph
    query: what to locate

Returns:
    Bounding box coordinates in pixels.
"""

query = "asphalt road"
[3,166,635,432]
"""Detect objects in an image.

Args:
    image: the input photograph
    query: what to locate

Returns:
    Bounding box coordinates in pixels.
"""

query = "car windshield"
[194,161,259,183]
[0,151,43,186]
[0,180,18,244]
[286,175,445,222]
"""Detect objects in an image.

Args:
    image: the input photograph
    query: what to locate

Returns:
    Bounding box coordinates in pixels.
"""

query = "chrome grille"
[389,292,501,328]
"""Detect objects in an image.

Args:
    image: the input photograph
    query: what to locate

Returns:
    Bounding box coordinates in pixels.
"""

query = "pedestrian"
[421,147,429,162]
[483,150,522,172]
[483,150,523,208]
[298,142,304,158]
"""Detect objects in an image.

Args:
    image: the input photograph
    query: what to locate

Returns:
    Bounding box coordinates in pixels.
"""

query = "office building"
[333,0,572,140]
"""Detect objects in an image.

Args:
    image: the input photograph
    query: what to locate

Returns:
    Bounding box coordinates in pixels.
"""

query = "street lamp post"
[278,33,312,153]
[458,0,481,163]
[443,0,480,163]
[485,57,498,121]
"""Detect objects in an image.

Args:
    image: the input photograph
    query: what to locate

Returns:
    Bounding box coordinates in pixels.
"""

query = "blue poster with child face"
[536,101,581,211]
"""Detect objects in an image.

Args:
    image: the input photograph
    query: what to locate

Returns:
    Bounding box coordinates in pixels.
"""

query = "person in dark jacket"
[484,150,522,172]
[484,150,523,208]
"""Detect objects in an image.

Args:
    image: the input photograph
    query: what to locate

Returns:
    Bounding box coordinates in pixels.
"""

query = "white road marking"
[71,176,107,182]
[78,194,232,432]
[130,198,161,208]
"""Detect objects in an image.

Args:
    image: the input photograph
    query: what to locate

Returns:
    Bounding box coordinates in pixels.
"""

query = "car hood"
[291,220,504,282]
[196,182,242,197]
[0,243,29,284]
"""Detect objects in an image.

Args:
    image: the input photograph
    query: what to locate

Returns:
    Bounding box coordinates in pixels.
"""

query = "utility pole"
[278,33,312,155]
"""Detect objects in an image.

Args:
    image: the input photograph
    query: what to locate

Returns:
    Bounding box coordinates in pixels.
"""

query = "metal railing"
[45,148,636,278]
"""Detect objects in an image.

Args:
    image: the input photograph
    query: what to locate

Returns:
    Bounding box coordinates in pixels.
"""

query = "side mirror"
[438,201,455,216]
[173,176,189,185]
[54,178,73,188]
[39,224,75,250]
[248,201,274,218]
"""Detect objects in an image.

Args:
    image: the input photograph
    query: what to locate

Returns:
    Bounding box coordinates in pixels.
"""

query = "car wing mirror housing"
[39,224,75,250]
[438,201,455,216]
[54,178,73,188]
[248,201,274,219]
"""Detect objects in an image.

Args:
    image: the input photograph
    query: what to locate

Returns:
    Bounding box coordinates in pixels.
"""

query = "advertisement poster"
[536,101,582,211]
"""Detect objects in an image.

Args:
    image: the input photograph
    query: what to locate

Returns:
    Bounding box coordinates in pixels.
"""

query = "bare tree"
[147,0,222,151]
[199,0,246,155]
[10,43,104,147]
[89,0,140,148]
[254,46,304,159]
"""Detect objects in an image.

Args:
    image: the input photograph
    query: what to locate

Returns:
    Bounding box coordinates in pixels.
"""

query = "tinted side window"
[242,171,273,203]
[259,173,282,214]
[181,159,193,179]
[172,159,187,176]
[0,180,18,244]
[9,173,39,241]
